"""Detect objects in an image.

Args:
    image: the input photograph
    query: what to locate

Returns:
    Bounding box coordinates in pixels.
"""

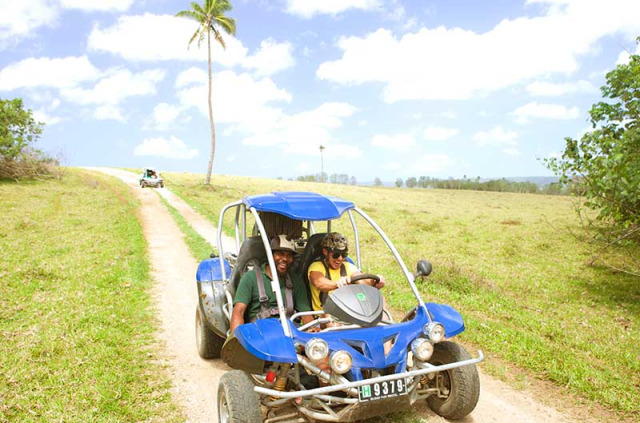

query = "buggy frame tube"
[254,350,484,399]
[249,206,292,337]
[234,205,241,250]
[218,200,242,281]
[353,207,427,313]
[346,210,362,269]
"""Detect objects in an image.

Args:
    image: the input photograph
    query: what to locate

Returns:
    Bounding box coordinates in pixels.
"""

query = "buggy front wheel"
[426,341,480,420]
[195,307,224,359]
[218,370,261,423]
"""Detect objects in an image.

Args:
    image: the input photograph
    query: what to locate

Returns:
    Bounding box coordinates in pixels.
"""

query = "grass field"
[163,172,640,419]
[0,170,183,422]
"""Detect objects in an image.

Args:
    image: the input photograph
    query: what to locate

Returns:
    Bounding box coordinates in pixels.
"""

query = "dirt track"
[86,167,604,423]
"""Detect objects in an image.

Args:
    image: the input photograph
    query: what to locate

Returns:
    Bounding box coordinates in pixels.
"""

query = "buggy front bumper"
[253,349,483,399]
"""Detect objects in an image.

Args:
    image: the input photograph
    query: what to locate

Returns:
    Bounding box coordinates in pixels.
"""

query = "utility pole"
[319,145,325,182]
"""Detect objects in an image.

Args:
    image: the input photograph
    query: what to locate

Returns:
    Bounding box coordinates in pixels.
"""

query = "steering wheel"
[348,273,380,284]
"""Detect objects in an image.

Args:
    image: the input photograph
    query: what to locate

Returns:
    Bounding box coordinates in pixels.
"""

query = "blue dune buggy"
[195,192,483,422]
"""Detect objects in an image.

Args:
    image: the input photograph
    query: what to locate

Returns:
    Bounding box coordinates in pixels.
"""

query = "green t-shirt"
[234,263,311,321]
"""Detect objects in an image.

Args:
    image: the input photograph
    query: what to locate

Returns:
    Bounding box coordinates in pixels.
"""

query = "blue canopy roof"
[242,191,354,220]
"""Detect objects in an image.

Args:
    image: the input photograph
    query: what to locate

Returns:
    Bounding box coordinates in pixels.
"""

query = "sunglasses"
[330,249,348,259]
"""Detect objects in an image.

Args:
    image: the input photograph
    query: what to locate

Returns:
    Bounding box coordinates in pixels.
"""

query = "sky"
[1,0,640,183]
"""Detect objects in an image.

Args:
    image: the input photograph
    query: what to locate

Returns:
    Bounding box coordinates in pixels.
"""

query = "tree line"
[387,176,570,195]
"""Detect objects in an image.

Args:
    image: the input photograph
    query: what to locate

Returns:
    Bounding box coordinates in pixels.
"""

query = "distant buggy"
[195,191,483,422]
[139,167,163,188]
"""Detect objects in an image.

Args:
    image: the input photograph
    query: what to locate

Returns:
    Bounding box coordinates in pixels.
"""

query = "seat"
[227,236,267,298]
[294,233,327,302]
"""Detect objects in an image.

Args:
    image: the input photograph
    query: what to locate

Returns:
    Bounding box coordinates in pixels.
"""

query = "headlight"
[423,323,445,343]
[411,338,434,361]
[305,338,329,361]
[329,351,352,374]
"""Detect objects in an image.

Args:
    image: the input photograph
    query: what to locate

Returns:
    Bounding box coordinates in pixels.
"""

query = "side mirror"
[415,260,432,278]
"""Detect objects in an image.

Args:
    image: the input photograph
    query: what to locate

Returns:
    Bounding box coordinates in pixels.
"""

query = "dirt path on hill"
[84,167,615,423]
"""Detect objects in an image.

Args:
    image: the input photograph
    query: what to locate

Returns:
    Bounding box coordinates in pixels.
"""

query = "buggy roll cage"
[215,191,431,337]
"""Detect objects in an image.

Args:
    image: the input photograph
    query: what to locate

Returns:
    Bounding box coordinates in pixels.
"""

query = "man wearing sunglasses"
[308,232,385,312]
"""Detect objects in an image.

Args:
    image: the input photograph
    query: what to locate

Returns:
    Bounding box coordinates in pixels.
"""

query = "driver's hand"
[374,275,386,289]
[336,276,350,288]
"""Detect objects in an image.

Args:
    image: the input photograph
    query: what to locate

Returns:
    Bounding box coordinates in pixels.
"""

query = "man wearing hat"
[230,234,314,332]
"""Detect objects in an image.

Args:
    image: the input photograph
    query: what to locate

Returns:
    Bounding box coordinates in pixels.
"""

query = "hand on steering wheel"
[336,276,350,288]
[349,273,384,289]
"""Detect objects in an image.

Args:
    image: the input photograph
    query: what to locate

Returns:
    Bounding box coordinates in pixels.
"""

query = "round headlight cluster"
[411,338,434,361]
[305,338,329,361]
[423,323,445,343]
[330,351,353,374]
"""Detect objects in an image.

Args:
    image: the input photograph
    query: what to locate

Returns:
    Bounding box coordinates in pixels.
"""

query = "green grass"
[158,194,215,261]
[162,172,640,420]
[0,170,183,423]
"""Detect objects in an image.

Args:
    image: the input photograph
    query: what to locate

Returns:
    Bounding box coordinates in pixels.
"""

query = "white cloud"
[94,104,124,121]
[0,56,100,90]
[60,68,165,121]
[317,0,640,102]
[511,101,580,123]
[424,126,459,141]
[241,102,359,156]
[410,154,456,174]
[243,39,295,76]
[60,0,134,12]
[0,0,58,46]
[526,80,596,96]
[88,13,294,76]
[285,0,382,18]
[371,133,415,151]
[175,67,207,88]
[88,13,247,65]
[62,68,165,104]
[133,136,198,159]
[33,109,62,126]
[473,126,518,147]
[145,102,187,130]
[176,68,356,156]
[177,70,292,124]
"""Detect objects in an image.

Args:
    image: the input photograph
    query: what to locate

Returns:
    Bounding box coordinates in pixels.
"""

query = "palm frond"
[216,0,233,13]
[188,28,201,48]
[192,1,205,15]
[211,27,225,49]
[175,10,199,20]
[215,16,236,35]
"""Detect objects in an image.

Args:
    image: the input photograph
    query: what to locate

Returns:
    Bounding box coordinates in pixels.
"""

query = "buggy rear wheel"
[195,307,224,359]
[218,370,261,423]
[426,341,480,420]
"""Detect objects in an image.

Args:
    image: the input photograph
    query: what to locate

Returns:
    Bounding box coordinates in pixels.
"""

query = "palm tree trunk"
[205,29,216,185]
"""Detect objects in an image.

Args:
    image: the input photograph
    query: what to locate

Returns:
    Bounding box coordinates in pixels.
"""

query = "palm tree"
[176,0,236,185]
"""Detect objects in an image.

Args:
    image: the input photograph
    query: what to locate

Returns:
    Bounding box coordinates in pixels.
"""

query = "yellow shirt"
[307,260,359,311]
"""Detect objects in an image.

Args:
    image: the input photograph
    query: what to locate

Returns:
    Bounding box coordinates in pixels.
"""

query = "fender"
[426,302,465,338]
[234,318,297,363]
[196,257,232,336]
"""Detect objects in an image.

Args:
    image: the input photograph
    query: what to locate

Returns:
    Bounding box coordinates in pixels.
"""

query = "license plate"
[358,379,407,402]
